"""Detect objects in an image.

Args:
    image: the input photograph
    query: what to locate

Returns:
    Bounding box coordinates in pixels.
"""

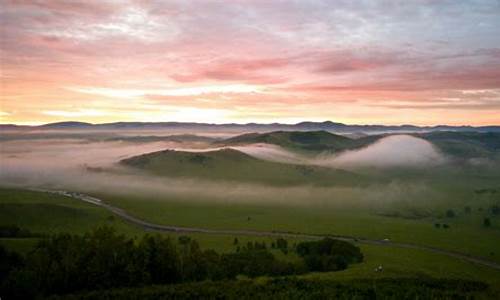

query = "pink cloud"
[170,57,290,84]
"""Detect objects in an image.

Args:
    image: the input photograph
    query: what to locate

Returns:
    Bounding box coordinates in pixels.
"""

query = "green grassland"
[97,192,500,264]
[2,188,500,298]
[0,189,141,236]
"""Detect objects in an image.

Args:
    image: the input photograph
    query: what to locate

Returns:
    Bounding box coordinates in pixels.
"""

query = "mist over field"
[0,131,444,208]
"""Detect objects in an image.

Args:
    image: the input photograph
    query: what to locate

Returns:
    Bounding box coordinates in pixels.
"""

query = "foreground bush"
[48,278,489,300]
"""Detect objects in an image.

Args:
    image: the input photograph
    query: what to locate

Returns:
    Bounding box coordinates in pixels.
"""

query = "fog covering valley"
[1,128,494,211]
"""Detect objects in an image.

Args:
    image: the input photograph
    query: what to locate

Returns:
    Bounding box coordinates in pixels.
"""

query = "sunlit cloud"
[1,1,500,125]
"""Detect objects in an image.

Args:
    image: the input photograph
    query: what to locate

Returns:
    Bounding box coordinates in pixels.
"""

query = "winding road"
[40,188,500,272]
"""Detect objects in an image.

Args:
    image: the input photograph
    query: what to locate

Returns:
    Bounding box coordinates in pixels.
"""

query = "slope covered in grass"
[216,131,381,153]
[419,131,500,159]
[121,148,369,186]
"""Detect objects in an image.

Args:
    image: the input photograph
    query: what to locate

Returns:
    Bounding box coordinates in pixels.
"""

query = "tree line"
[0,226,363,299]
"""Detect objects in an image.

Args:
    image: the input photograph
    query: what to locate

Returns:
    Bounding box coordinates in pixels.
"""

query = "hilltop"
[121,148,368,186]
[216,130,382,153]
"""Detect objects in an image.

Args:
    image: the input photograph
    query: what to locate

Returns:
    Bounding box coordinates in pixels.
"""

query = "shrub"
[296,238,363,272]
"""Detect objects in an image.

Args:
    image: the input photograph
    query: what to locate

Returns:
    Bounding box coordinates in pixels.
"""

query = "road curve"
[40,189,500,272]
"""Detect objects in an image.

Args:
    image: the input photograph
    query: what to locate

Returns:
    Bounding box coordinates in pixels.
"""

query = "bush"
[296,238,363,272]
[276,238,288,249]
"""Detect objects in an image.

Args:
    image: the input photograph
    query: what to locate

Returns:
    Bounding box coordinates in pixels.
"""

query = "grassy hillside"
[216,131,381,153]
[419,131,500,159]
[0,188,139,236]
[121,148,370,186]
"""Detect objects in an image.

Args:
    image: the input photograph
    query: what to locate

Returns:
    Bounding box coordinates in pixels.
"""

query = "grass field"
[0,188,141,235]
[0,189,500,284]
[1,187,500,298]
[97,191,500,263]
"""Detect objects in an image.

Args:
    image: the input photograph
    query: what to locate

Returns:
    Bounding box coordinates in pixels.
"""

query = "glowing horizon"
[1,1,500,126]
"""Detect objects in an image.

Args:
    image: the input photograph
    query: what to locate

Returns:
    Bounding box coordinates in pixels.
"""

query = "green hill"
[419,132,500,159]
[121,148,369,186]
[215,131,380,153]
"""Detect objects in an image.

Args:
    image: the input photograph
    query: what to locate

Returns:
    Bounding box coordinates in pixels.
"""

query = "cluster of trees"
[441,203,499,228]
[233,237,295,255]
[296,238,364,272]
[48,278,488,300]
[0,227,363,299]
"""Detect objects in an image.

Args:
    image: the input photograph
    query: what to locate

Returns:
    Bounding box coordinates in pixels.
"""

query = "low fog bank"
[0,136,440,208]
[317,135,446,169]
[225,135,447,170]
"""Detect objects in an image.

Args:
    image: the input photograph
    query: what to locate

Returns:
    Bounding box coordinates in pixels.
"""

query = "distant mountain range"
[1,121,499,133]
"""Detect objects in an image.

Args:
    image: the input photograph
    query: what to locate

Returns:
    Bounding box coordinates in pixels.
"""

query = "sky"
[1,0,500,126]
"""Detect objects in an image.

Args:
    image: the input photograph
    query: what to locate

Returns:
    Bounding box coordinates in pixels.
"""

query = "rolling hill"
[419,132,500,159]
[121,148,370,186]
[215,130,382,153]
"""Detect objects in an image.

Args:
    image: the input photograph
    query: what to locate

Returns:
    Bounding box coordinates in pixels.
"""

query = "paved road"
[43,189,500,272]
